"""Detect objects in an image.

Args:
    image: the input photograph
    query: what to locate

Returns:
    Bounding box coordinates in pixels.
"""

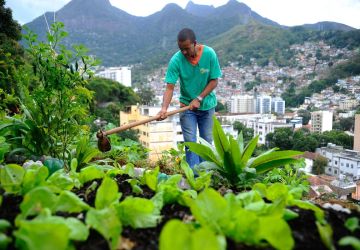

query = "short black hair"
[177,28,196,43]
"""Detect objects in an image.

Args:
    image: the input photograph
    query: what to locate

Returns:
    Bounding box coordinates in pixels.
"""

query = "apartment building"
[256,95,272,114]
[339,99,358,110]
[227,95,255,113]
[241,116,291,144]
[317,143,360,180]
[95,66,132,87]
[310,110,333,133]
[271,97,285,115]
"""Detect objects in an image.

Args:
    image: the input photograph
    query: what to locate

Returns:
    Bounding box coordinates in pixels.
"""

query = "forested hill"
[23,0,358,70]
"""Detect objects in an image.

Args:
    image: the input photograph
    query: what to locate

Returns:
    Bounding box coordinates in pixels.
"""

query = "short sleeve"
[165,55,179,84]
[209,48,222,80]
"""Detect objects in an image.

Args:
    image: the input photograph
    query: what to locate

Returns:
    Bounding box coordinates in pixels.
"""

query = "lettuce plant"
[160,219,226,250]
[185,116,302,187]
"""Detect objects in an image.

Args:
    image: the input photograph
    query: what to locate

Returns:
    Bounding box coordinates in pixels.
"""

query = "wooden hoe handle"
[103,106,190,136]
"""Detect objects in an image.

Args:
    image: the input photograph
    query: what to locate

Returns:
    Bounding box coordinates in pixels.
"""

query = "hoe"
[96,106,190,152]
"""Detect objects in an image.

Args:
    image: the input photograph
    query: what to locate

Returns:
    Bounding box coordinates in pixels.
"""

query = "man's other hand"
[189,98,201,110]
[157,108,168,121]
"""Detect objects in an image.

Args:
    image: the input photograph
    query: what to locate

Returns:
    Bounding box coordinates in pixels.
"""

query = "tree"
[137,86,156,105]
[233,121,254,143]
[266,127,293,150]
[88,77,139,105]
[215,102,227,113]
[312,155,328,175]
[0,0,24,114]
[297,109,311,125]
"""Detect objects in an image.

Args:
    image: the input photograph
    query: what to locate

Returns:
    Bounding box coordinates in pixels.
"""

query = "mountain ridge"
[23,0,357,68]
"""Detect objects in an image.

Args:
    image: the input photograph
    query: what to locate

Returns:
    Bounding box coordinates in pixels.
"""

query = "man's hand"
[157,107,168,121]
[189,98,201,110]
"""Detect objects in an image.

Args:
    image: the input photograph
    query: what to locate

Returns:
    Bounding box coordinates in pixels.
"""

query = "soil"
[1,176,359,250]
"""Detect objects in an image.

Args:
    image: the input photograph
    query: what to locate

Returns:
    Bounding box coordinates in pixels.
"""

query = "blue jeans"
[180,108,215,170]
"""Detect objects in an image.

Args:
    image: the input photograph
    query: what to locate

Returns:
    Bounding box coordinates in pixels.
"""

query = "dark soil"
[1,175,359,250]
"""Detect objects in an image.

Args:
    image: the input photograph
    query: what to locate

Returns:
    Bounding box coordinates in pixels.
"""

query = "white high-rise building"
[256,95,272,114]
[95,66,132,87]
[310,111,333,133]
[228,95,255,113]
[271,97,285,115]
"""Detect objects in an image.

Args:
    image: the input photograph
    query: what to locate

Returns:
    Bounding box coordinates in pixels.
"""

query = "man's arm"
[158,83,175,120]
[189,79,218,110]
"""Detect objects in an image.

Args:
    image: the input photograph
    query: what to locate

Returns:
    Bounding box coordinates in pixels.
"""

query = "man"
[158,28,222,170]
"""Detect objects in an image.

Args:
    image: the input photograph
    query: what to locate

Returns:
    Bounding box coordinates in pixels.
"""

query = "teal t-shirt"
[165,45,222,111]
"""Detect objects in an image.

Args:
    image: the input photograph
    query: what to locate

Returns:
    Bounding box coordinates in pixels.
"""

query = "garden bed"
[1,174,359,250]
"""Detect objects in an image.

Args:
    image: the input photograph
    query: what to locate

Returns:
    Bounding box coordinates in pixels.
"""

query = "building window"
[341,163,344,166]
[346,163,349,167]
[334,170,337,174]
[335,161,337,165]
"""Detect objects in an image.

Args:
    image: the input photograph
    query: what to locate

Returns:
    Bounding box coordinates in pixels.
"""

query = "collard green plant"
[185,116,303,187]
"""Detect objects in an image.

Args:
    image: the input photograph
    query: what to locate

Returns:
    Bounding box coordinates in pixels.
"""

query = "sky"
[5,0,360,29]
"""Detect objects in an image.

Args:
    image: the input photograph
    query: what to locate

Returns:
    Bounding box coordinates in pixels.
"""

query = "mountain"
[301,21,354,32]
[23,0,357,71]
[185,1,215,17]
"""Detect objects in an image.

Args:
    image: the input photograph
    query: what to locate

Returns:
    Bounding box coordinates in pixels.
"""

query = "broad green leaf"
[240,135,259,165]
[79,165,105,184]
[192,226,226,250]
[0,164,25,194]
[229,136,242,173]
[43,158,64,176]
[223,151,238,185]
[95,177,121,209]
[212,116,230,160]
[115,197,161,228]
[184,142,222,167]
[143,167,159,191]
[86,207,122,250]
[193,171,212,191]
[180,159,195,187]
[64,218,89,241]
[157,174,183,205]
[54,190,90,213]
[237,131,244,154]
[14,219,70,250]
[22,166,49,194]
[46,170,75,190]
[249,150,303,169]
[190,188,228,234]
[20,186,58,219]
[266,183,289,202]
[258,216,294,250]
[255,158,300,174]
[159,220,191,250]
[227,209,259,244]
[160,220,225,250]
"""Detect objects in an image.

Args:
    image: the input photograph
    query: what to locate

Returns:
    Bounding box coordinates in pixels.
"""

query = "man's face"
[178,39,196,59]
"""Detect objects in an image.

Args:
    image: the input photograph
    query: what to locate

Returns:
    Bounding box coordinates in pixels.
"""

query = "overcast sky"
[5,0,360,28]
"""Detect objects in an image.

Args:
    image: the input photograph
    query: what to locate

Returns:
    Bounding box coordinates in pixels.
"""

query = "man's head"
[177,28,197,58]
